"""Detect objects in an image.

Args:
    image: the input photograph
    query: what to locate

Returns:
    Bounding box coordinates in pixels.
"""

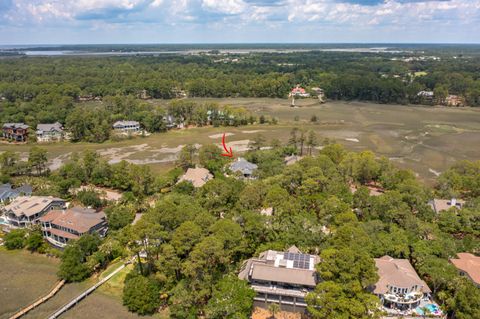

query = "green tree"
[171,221,203,257]
[306,281,380,319]
[0,150,19,176]
[28,146,48,175]
[4,229,27,250]
[58,245,91,282]
[123,273,160,315]
[205,275,255,319]
[26,230,44,252]
[178,144,197,170]
[105,205,135,230]
[76,189,103,209]
[306,130,318,156]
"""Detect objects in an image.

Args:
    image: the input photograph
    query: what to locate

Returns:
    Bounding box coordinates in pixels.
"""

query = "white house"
[113,120,141,132]
[36,122,65,142]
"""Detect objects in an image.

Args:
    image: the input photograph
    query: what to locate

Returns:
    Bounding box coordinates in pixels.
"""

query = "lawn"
[1,98,480,184]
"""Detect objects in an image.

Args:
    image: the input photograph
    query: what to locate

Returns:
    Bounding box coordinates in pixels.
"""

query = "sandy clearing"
[217,139,251,152]
[241,130,265,134]
[209,133,234,139]
[48,153,72,171]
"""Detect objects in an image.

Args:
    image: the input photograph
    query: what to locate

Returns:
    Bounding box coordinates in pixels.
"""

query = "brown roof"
[450,253,480,285]
[178,167,213,187]
[39,206,106,234]
[251,263,317,287]
[374,256,431,294]
[4,196,64,217]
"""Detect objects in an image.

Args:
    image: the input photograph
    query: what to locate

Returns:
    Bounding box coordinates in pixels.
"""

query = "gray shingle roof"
[229,157,258,175]
[37,122,63,133]
[3,123,29,130]
[113,120,140,128]
[0,184,32,202]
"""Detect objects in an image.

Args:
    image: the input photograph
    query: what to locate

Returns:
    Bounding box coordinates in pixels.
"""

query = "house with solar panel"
[238,245,320,312]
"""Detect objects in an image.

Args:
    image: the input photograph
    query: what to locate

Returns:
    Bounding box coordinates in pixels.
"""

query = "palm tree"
[268,303,281,319]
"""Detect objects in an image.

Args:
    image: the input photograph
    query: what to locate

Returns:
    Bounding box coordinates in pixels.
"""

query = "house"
[450,253,480,287]
[311,87,325,102]
[172,88,187,98]
[163,115,185,129]
[284,154,303,166]
[373,256,441,316]
[39,206,107,248]
[238,245,320,312]
[113,120,141,132]
[445,95,464,107]
[429,198,465,214]
[0,184,32,204]
[177,167,213,187]
[36,122,65,142]
[78,95,101,102]
[229,157,258,179]
[417,90,434,101]
[2,123,29,142]
[138,89,151,100]
[260,207,273,216]
[289,85,310,98]
[2,196,66,228]
[207,110,235,125]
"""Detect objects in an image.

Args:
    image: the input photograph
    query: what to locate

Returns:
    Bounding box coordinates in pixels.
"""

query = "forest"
[1,132,479,318]
[1,50,480,132]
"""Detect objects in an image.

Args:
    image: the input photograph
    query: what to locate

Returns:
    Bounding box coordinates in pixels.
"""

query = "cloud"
[0,0,479,43]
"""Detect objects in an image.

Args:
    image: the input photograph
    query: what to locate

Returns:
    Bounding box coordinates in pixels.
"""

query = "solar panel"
[284,252,311,269]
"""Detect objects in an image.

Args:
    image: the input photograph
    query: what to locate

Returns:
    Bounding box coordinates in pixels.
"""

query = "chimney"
[451,198,457,207]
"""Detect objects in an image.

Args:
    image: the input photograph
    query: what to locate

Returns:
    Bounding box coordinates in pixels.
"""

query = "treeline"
[1,51,479,108]
[1,94,258,143]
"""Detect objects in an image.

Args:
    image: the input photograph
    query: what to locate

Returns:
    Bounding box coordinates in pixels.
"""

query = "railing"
[251,284,309,298]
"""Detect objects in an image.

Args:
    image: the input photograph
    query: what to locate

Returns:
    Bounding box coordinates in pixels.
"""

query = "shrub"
[4,229,27,250]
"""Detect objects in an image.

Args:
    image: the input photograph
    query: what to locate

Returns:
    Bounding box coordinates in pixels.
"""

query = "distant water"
[24,51,72,56]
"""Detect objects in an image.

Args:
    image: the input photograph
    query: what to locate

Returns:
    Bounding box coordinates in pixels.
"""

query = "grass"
[0,248,60,319]
[1,98,480,185]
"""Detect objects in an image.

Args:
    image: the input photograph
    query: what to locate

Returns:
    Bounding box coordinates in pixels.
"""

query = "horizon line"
[2,42,480,47]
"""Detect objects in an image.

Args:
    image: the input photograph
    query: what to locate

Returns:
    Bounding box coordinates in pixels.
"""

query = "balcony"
[384,292,423,305]
[251,284,309,299]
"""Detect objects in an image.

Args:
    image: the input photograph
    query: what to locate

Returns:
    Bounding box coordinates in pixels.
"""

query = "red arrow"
[221,133,233,157]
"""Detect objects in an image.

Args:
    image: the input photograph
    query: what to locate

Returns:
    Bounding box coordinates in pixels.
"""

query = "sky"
[0,0,479,45]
